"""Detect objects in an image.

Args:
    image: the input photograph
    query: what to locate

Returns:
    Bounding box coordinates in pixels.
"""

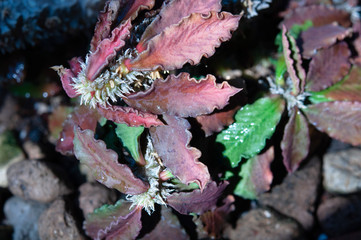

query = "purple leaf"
[127,12,240,71]
[198,195,235,238]
[300,23,352,59]
[68,57,82,76]
[52,65,79,98]
[282,25,306,94]
[321,66,361,102]
[86,20,132,81]
[85,201,142,240]
[196,107,240,137]
[306,42,351,92]
[97,105,163,128]
[123,0,155,21]
[353,21,361,65]
[56,106,100,155]
[281,107,310,173]
[150,115,210,190]
[141,207,188,240]
[139,0,222,47]
[73,127,149,195]
[124,73,241,117]
[167,181,228,215]
[281,5,351,29]
[303,101,361,146]
[90,0,122,52]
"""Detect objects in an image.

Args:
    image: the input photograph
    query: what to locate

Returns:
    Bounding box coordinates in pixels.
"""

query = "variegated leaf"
[300,24,352,59]
[90,0,122,52]
[281,5,351,29]
[73,128,149,194]
[167,181,228,215]
[304,101,361,146]
[150,115,210,190]
[84,200,142,240]
[127,12,240,71]
[56,106,100,155]
[86,20,131,81]
[139,0,222,47]
[124,73,241,117]
[281,107,310,173]
[97,105,163,128]
[234,147,274,199]
[196,107,239,137]
[306,42,351,92]
[282,25,306,94]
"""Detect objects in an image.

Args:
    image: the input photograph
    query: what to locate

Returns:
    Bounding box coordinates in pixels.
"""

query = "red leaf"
[86,20,132,81]
[56,106,100,155]
[150,115,210,190]
[300,24,352,59]
[97,104,163,128]
[281,107,310,173]
[124,73,241,117]
[52,65,79,98]
[85,201,142,240]
[123,0,155,21]
[282,25,306,95]
[128,12,240,71]
[322,66,361,102]
[74,128,149,195]
[167,181,228,215]
[306,42,351,92]
[196,107,239,137]
[90,0,122,52]
[139,0,222,45]
[141,207,189,240]
[304,101,361,146]
[68,57,82,76]
[281,5,351,29]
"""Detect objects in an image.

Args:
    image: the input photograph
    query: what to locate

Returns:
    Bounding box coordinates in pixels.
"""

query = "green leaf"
[216,97,285,167]
[234,147,274,199]
[275,56,287,86]
[115,123,144,163]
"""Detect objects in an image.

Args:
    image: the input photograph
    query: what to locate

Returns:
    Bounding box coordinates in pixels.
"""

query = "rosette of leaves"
[217,9,361,199]
[53,0,241,239]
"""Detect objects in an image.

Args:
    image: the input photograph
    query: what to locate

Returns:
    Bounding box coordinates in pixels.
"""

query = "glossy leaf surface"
[128,12,240,71]
[115,123,144,164]
[150,115,210,190]
[84,200,142,240]
[216,97,285,167]
[73,128,149,194]
[304,101,361,145]
[124,73,241,117]
[97,105,163,128]
[234,147,274,199]
[281,108,309,173]
[139,0,222,45]
[306,42,351,92]
[167,181,228,215]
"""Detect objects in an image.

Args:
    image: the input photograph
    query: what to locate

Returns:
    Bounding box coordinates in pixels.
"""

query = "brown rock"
[7,160,72,203]
[38,199,85,240]
[317,194,361,237]
[79,182,117,217]
[259,157,321,231]
[224,208,305,240]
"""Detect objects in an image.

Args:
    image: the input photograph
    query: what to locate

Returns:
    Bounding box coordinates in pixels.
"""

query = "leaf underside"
[124,73,241,117]
[304,101,361,146]
[216,97,285,168]
[234,147,274,199]
[281,107,310,173]
[129,12,240,71]
[115,123,144,164]
[167,181,229,215]
[150,115,210,190]
[73,127,149,195]
[84,200,142,240]
[306,41,351,92]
